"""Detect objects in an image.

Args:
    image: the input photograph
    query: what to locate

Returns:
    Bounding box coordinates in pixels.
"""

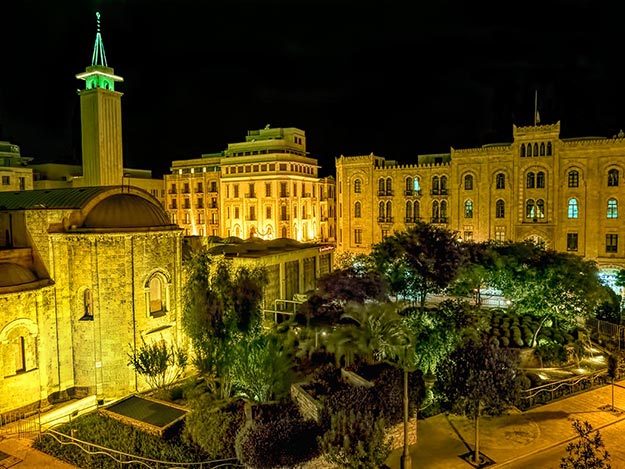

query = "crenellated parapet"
[513,121,561,138]
[452,144,511,155]
[561,136,625,148]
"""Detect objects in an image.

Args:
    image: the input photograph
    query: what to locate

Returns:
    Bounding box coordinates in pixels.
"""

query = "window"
[378,178,385,194]
[536,171,545,188]
[183,183,190,193]
[354,201,361,218]
[413,177,421,191]
[440,176,448,193]
[266,206,272,219]
[526,199,535,218]
[536,199,545,218]
[197,182,204,192]
[432,201,439,220]
[547,142,552,155]
[354,229,363,244]
[567,233,578,251]
[464,175,473,190]
[495,229,505,242]
[249,206,256,220]
[440,200,448,219]
[527,143,532,157]
[608,169,619,187]
[386,201,392,220]
[198,212,204,224]
[354,179,362,193]
[282,227,287,238]
[413,201,420,220]
[293,183,297,197]
[248,183,255,198]
[234,184,239,198]
[405,177,413,194]
[281,205,288,220]
[463,231,473,241]
[496,173,505,189]
[568,199,579,219]
[81,289,93,320]
[235,207,240,219]
[378,201,385,220]
[526,172,535,188]
[606,234,618,253]
[149,276,165,315]
[464,200,473,218]
[197,197,204,209]
[520,144,526,157]
[386,178,392,194]
[496,199,505,218]
[540,142,545,156]
[533,143,538,156]
[280,182,288,197]
[607,198,618,219]
[568,170,579,188]
[405,201,413,222]
[432,176,439,193]
[15,336,26,372]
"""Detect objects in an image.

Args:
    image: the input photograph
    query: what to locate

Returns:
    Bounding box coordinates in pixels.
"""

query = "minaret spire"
[91,12,108,67]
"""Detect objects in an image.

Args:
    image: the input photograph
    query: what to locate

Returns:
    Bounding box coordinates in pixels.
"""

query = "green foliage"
[319,410,391,469]
[183,397,246,459]
[127,340,188,392]
[235,417,322,469]
[229,332,294,403]
[436,340,521,418]
[560,419,611,469]
[371,222,464,309]
[534,341,568,367]
[33,412,205,467]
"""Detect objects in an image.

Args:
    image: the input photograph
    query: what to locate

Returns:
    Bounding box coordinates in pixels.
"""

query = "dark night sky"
[1,0,625,178]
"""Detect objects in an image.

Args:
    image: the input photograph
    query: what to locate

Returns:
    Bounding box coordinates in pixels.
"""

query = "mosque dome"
[83,194,171,229]
[0,263,38,287]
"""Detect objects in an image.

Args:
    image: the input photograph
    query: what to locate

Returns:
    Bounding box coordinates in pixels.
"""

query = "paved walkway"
[386,379,625,468]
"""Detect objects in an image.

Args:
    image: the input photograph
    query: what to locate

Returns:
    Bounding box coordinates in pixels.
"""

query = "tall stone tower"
[75,12,124,187]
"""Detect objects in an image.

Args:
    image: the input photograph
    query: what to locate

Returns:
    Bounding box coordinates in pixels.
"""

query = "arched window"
[386,177,392,194]
[405,177,413,194]
[81,288,93,320]
[547,142,552,155]
[354,179,361,193]
[378,201,385,220]
[148,276,165,315]
[527,144,532,157]
[520,144,526,157]
[526,172,535,188]
[282,227,287,238]
[432,176,440,193]
[540,142,545,156]
[608,169,619,187]
[607,198,618,219]
[536,199,545,218]
[496,200,505,218]
[440,176,448,193]
[354,201,361,218]
[440,200,448,219]
[568,198,578,219]
[464,199,473,218]
[386,201,392,220]
[432,200,439,220]
[533,143,539,156]
[536,171,545,188]
[568,170,579,188]
[496,173,505,189]
[378,178,385,194]
[413,177,421,191]
[413,201,420,220]
[526,199,535,218]
[405,201,413,222]
[464,175,473,190]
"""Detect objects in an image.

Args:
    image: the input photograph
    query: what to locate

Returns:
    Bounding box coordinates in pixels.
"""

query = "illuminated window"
[354,179,362,193]
[608,169,619,187]
[568,170,579,188]
[536,171,545,188]
[354,201,361,218]
[607,198,618,219]
[526,172,535,188]
[148,276,165,315]
[606,234,618,253]
[495,229,505,242]
[496,200,505,218]
[464,175,473,190]
[567,233,578,251]
[496,173,505,189]
[568,199,578,219]
[536,199,545,218]
[464,200,473,218]
[15,336,26,373]
[526,199,535,218]
[463,231,473,241]
[413,177,420,191]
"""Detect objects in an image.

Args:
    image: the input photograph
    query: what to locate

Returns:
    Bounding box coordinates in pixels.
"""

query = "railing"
[377,216,394,223]
[37,429,243,468]
[586,318,625,351]
[431,217,448,224]
[404,189,422,196]
[518,368,609,410]
[377,190,393,196]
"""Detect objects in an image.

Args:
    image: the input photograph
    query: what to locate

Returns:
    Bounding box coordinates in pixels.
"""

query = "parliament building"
[336,122,625,285]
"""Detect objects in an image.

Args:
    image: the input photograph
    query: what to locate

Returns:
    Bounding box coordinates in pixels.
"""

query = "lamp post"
[400,365,411,469]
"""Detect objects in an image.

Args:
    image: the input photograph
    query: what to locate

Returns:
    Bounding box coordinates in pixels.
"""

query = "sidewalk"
[0,437,76,468]
[386,379,625,468]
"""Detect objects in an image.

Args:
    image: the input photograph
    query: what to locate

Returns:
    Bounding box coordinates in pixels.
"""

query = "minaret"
[75,12,124,187]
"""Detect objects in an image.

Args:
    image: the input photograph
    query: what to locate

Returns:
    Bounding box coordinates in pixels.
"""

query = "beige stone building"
[336,122,625,284]
[0,186,182,415]
[0,141,34,192]
[165,127,336,243]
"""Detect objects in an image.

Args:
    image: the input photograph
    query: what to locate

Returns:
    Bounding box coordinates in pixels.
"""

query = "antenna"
[91,11,108,67]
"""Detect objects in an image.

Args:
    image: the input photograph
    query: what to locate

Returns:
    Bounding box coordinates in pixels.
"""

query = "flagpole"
[534,90,538,126]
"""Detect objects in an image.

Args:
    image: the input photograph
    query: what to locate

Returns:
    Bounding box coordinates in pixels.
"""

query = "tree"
[490,242,612,347]
[127,340,188,392]
[560,419,611,469]
[372,222,464,311]
[449,241,501,305]
[436,340,521,465]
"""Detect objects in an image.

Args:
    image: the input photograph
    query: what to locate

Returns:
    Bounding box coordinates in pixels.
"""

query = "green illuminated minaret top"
[75,12,123,90]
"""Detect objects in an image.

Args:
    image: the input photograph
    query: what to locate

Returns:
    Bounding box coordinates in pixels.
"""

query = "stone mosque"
[0,14,183,415]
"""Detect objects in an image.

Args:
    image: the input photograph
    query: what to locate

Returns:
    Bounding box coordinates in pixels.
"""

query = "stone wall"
[290,383,323,423]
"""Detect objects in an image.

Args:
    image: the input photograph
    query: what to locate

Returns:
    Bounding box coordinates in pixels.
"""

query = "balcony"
[245,193,257,199]
[431,217,448,224]
[210,203,218,209]
[168,189,177,195]
[182,188,191,194]
[377,216,394,223]
[377,190,394,197]
[196,204,204,209]
[404,189,422,197]
[168,204,177,210]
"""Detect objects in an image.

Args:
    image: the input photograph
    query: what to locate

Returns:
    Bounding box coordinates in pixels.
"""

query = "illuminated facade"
[336,122,625,276]
[0,141,34,192]
[165,127,336,243]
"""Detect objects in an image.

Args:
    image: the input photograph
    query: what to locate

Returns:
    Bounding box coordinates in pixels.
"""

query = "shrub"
[236,417,322,468]
[183,398,246,459]
[319,410,391,469]
[535,341,567,366]
[500,336,510,347]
